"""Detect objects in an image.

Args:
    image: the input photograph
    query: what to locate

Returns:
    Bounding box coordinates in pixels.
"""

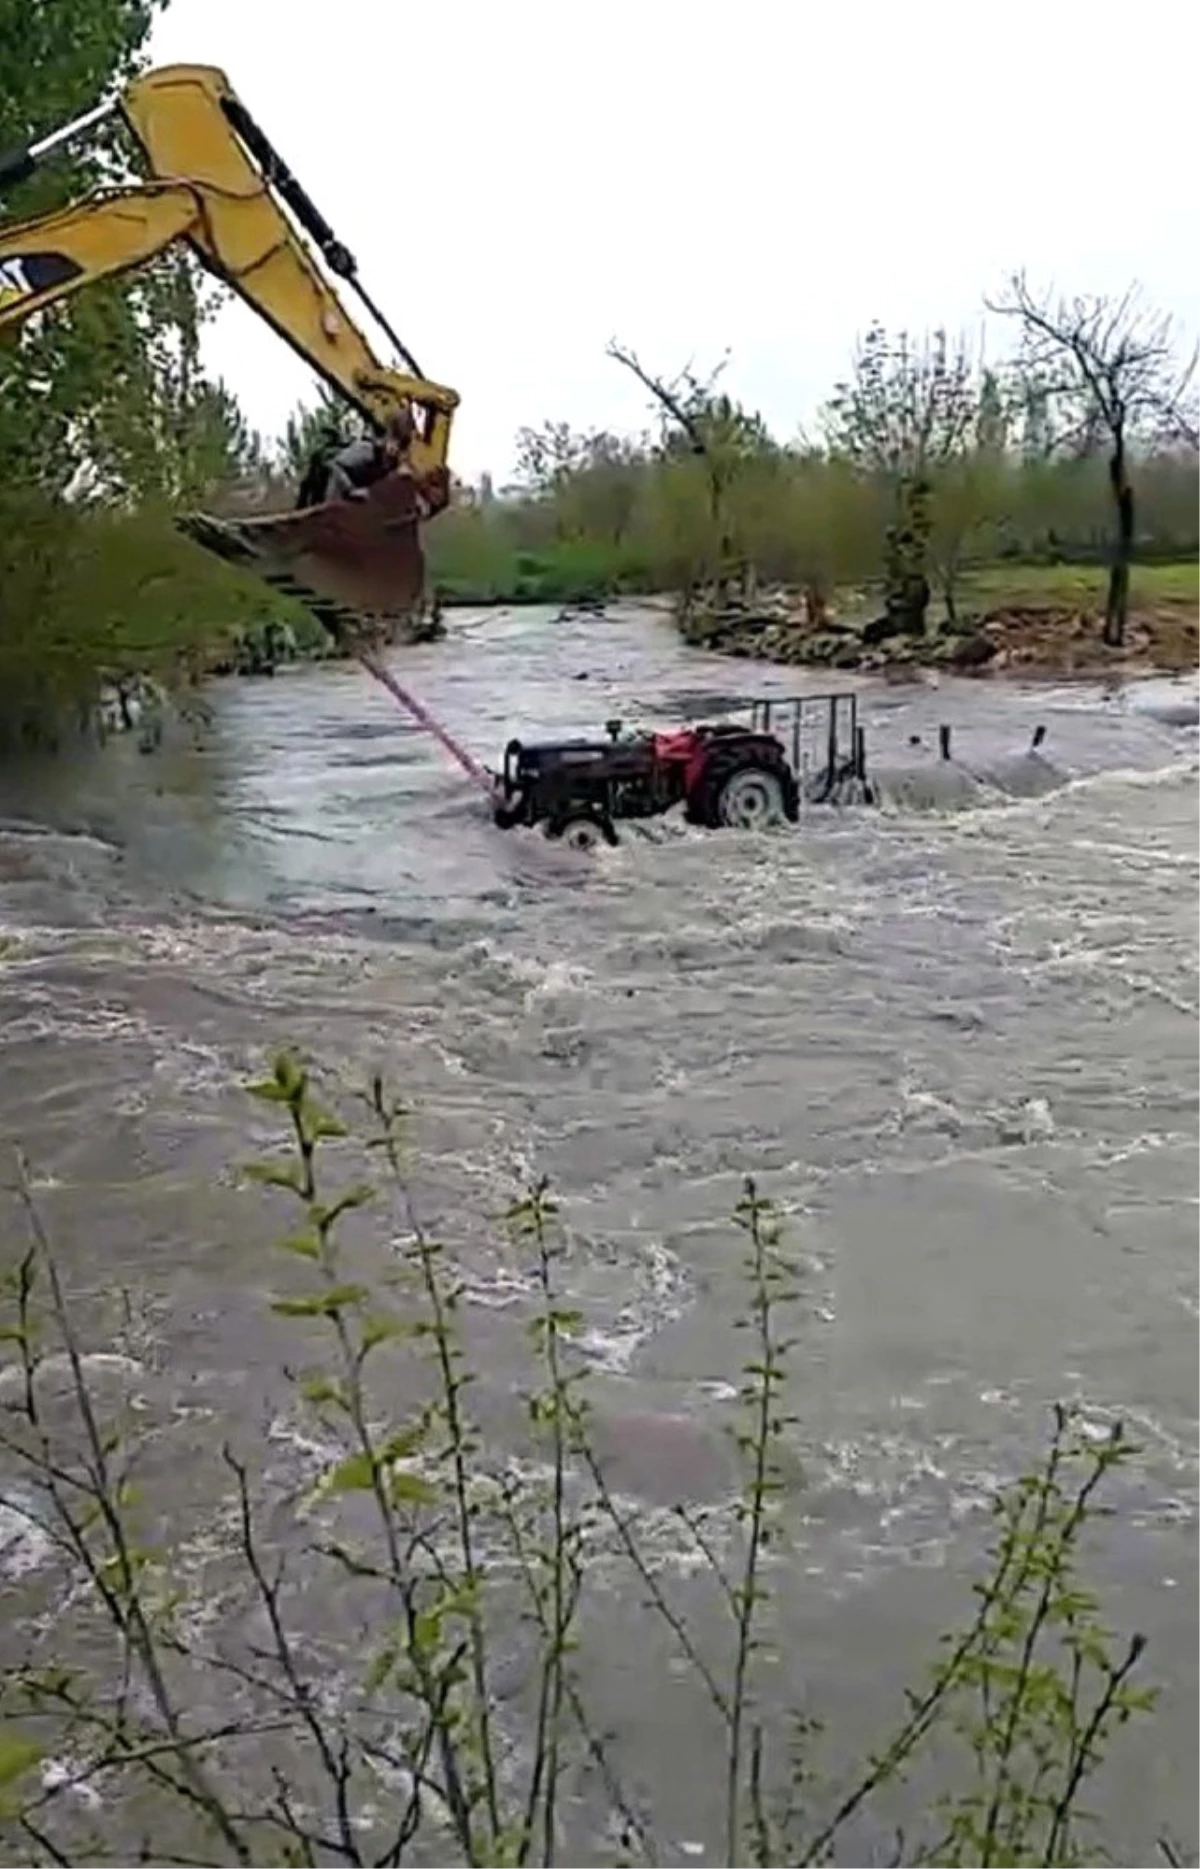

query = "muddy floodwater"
[1,602,1197,1863]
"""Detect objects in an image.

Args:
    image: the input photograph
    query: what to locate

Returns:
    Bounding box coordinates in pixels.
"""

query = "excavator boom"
[0,64,459,635]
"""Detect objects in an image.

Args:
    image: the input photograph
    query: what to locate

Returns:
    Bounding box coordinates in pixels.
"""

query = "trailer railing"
[693,691,867,797]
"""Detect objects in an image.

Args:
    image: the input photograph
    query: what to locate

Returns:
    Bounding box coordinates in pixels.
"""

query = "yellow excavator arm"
[0,64,460,631]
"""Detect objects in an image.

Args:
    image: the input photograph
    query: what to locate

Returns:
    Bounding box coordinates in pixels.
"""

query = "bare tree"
[606,342,769,596]
[988,274,1198,645]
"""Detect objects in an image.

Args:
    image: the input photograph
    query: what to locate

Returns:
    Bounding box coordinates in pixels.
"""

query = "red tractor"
[492,719,801,849]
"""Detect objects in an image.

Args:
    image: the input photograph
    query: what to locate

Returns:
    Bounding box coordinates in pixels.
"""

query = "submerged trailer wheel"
[544,809,619,851]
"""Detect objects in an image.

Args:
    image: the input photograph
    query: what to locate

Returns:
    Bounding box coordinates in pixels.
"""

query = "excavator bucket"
[178,467,450,644]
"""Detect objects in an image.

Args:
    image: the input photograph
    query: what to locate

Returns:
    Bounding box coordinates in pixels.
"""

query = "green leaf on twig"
[277,1232,321,1261]
[0,1731,44,1790]
[271,1284,369,1318]
[325,1451,375,1493]
[244,1161,308,1194]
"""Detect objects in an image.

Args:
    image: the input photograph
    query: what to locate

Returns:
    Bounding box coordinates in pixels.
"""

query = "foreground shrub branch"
[0,1053,1179,1867]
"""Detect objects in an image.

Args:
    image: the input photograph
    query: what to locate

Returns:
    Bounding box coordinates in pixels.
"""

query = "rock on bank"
[676,586,1199,680]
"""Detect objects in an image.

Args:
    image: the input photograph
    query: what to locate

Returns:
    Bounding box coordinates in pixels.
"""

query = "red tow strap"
[357,650,496,796]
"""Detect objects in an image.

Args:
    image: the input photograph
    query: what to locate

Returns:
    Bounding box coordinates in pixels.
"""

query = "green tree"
[513,422,647,549]
[75,252,265,502]
[0,0,279,748]
[925,369,1015,620]
[737,449,881,610]
[824,324,985,634]
[1,0,259,510]
[559,431,646,549]
[0,0,203,502]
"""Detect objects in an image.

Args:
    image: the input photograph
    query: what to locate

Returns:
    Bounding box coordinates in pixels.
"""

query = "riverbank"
[676,563,1199,682]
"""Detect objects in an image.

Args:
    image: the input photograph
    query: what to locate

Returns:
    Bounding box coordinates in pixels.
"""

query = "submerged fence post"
[939,724,952,761]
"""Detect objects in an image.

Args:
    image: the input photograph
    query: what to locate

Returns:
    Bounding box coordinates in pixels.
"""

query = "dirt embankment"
[678,588,1200,681]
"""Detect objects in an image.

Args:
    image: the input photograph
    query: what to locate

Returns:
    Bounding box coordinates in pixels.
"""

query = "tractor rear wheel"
[689,750,798,831]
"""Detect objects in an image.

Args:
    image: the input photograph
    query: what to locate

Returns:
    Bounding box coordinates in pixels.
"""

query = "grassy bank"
[959,559,1199,610]
[431,553,1200,620]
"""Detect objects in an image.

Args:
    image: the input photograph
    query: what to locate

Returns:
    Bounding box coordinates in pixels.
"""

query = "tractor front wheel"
[544,808,619,850]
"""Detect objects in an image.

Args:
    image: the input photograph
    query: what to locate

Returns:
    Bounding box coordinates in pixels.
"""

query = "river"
[1,601,1197,1864]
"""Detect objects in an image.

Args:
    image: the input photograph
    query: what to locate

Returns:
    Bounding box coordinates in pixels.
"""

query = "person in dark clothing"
[324,433,389,501]
[296,423,343,508]
[301,405,417,507]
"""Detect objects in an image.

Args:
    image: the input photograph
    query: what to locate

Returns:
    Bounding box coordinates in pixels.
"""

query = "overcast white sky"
[148,0,1196,483]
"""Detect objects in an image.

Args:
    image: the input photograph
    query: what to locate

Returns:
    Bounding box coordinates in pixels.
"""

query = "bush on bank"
[0,491,316,756]
[0,1052,1182,1868]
